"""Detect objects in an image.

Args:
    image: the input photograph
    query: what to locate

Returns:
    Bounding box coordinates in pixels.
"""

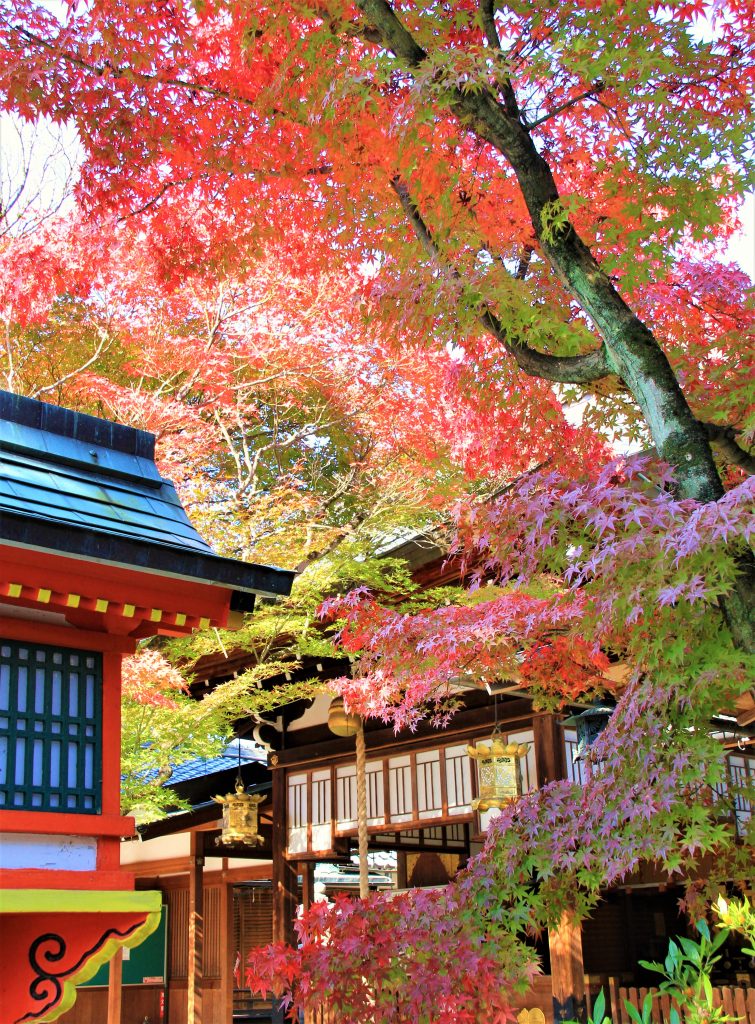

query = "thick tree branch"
[357,0,722,499]
[699,422,755,476]
[477,0,519,116]
[390,176,611,385]
[515,246,534,281]
[478,0,502,51]
[355,0,427,65]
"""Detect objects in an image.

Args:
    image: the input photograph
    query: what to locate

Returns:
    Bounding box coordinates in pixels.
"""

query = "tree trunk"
[355,0,754,651]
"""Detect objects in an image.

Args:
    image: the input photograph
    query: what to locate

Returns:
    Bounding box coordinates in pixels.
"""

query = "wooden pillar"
[271,757,298,1024]
[299,863,315,1024]
[219,877,234,1024]
[533,711,567,789]
[396,851,408,891]
[535,713,584,1022]
[549,911,586,1023]
[271,756,299,946]
[355,718,370,899]
[300,861,314,913]
[106,947,123,1024]
[187,832,205,1024]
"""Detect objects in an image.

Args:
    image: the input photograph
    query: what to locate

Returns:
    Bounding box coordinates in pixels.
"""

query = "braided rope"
[355,717,369,899]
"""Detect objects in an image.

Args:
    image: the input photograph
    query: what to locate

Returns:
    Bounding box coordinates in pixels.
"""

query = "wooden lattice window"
[0,639,102,813]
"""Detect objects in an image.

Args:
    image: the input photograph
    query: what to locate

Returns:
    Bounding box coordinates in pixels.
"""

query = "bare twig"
[31,326,114,399]
[523,84,605,131]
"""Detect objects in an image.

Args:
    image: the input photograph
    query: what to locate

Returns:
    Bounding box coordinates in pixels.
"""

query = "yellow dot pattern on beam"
[2,583,206,631]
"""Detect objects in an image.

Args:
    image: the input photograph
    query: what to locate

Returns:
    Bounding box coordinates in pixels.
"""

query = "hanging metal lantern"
[467,730,529,811]
[328,696,360,737]
[561,702,614,762]
[213,778,265,847]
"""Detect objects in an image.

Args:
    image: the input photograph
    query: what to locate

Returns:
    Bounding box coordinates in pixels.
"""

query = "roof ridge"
[0,390,155,459]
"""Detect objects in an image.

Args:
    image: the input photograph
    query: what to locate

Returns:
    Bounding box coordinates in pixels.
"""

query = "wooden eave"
[274,693,534,768]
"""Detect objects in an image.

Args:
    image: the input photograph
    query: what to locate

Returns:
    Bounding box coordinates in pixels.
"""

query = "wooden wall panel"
[513,975,555,1019]
[57,988,108,1024]
[166,886,189,979]
[59,986,164,1024]
[204,884,221,979]
[168,985,187,1024]
[234,884,274,960]
[168,981,225,1024]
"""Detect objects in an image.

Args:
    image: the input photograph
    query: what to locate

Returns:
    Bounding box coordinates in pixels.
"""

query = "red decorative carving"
[0,910,153,1023]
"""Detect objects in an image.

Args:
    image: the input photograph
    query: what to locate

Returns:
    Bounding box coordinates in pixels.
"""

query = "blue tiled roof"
[0,391,295,598]
[1,416,213,554]
[168,740,266,784]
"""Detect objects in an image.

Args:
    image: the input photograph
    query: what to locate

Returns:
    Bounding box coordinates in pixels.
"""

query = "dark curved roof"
[0,391,294,600]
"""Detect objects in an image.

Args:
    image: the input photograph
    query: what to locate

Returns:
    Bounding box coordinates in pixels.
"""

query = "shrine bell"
[467,731,529,810]
[327,695,360,737]
[0,391,294,1023]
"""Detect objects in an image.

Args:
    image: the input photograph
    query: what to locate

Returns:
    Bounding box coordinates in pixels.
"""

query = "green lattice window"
[0,639,102,813]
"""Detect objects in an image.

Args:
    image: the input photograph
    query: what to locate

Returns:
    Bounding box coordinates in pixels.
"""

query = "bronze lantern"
[562,702,614,762]
[467,731,529,811]
[328,695,360,737]
[213,778,265,847]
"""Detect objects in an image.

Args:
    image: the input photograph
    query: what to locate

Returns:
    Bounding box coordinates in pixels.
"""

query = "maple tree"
[120,648,234,819]
[1,0,754,1019]
[0,0,751,621]
[248,886,539,1024]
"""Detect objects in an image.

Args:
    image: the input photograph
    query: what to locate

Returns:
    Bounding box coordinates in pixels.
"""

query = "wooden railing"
[613,985,755,1024]
[305,983,755,1024]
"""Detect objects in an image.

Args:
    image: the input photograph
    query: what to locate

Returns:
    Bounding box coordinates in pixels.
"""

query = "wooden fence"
[306,982,754,1024]
[611,985,755,1024]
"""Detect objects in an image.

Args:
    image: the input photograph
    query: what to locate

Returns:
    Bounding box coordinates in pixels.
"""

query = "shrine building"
[0,390,294,1024]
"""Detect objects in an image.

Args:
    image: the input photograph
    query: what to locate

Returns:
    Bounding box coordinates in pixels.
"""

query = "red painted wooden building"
[0,391,294,1023]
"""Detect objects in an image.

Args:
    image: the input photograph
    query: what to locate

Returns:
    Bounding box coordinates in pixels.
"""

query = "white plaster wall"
[288,692,331,731]
[120,832,190,865]
[0,833,97,871]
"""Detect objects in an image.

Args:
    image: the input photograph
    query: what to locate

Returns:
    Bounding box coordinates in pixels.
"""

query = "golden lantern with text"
[213,778,265,847]
[467,731,529,811]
